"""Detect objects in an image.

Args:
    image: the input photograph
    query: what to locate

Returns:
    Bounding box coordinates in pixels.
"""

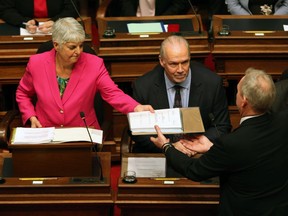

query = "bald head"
[159,35,190,59]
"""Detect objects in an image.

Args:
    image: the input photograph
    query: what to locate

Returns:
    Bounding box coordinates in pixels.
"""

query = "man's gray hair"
[241,68,276,113]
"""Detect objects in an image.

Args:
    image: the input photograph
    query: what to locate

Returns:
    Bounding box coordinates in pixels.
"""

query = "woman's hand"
[134,104,154,113]
[30,116,43,128]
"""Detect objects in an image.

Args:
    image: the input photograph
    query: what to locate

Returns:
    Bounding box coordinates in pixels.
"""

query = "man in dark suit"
[0,0,79,33]
[120,0,189,16]
[151,68,288,215]
[132,35,231,153]
[271,69,288,113]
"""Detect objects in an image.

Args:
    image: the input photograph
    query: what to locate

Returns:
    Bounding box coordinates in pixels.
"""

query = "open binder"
[127,107,205,135]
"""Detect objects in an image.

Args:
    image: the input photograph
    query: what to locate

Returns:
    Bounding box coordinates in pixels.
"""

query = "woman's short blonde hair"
[52,17,85,45]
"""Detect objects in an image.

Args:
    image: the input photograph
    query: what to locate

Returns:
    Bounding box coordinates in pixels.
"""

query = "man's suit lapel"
[188,70,204,107]
[153,70,170,108]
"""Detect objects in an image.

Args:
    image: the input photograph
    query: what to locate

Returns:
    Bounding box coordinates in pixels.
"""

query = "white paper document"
[127,22,165,33]
[20,22,52,36]
[11,127,103,144]
[53,127,103,144]
[128,108,183,134]
[12,127,55,144]
[127,157,166,177]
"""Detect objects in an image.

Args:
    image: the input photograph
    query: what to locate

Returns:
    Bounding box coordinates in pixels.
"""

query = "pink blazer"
[16,49,139,128]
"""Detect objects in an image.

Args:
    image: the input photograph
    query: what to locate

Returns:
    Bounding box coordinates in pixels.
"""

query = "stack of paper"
[127,107,205,135]
[127,22,165,34]
[128,108,183,134]
[11,127,103,144]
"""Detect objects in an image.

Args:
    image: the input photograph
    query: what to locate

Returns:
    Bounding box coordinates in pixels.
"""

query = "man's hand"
[38,20,54,34]
[26,19,38,34]
[30,116,42,128]
[150,125,169,149]
[180,135,213,153]
[173,141,197,157]
[134,104,154,112]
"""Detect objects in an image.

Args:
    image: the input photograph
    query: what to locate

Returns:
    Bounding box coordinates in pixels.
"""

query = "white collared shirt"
[136,0,156,16]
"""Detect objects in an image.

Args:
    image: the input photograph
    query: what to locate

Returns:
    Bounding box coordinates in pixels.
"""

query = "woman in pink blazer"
[16,17,153,128]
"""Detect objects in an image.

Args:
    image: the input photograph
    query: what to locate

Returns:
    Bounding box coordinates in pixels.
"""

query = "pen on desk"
[19,177,58,181]
[152,178,180,181]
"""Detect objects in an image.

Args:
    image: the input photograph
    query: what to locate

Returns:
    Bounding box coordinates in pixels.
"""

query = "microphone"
[80,112,104,181]
[80,111,97,152]
[70,0,89,38]
[187,0,202,35]
[209,113,221,138]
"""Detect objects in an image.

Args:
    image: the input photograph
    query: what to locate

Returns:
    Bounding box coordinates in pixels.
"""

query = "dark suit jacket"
[132,61,231,153]
[166,110,288,215]
[271,79,288,113]
[0,0,79,27]
[120,0,189,16]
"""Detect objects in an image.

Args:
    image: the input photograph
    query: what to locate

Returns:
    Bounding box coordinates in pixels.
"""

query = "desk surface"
[97,15,210,59]
[116,153,219,216]
[212,15,288,76]
[0,151,113,216]
[213,15,288,31]
[116,177,219,216]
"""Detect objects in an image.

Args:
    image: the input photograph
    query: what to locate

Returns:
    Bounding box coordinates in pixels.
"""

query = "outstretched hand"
[134,104,154,113]
[180,135,213,153]
[150,125,169,149]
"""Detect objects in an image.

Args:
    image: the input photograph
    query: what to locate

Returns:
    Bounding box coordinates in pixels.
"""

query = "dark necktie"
[172,85,183,142]
[173,85,182,108]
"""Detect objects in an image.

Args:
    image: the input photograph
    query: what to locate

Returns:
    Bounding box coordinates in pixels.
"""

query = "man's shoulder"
[135,64,163,83]
[275,79,288,89]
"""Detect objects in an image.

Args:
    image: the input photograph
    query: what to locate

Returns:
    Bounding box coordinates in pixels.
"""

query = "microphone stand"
[70,0,90,38]
[80,112,104,182]
[187,0,202,35]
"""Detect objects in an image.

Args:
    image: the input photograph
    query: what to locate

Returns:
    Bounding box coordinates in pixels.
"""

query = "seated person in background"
[0,0,80,34]
[131,35,231,153]
[210,0,228,15]
[16,17,153,128]
[120,0,189,16]
[226,0,288,15]
[270,69,288,113]
[151,68,288,215]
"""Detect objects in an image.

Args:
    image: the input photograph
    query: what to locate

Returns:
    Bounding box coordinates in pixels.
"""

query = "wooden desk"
[212,15,288,79]
[116,153,219,216]
[0,152,113,216]
[97,15,210,82]
[0,17,92,85]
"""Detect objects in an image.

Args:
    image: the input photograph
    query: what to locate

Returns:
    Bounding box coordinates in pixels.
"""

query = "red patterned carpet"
[111,163,121,216]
